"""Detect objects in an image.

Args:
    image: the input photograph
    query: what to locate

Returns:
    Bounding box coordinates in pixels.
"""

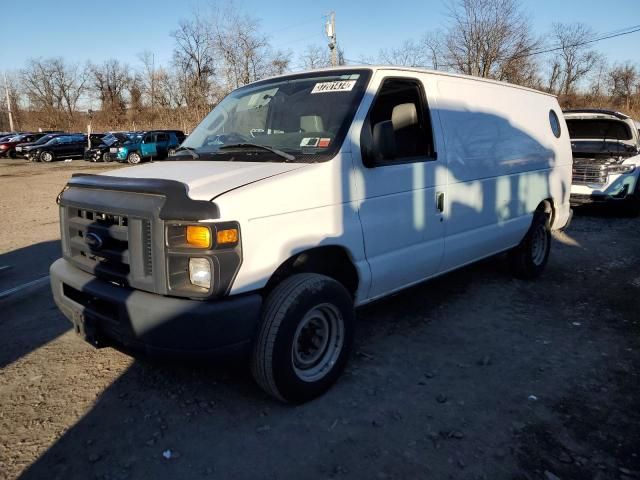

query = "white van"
[564,109,640,215]
[51,67,572,403]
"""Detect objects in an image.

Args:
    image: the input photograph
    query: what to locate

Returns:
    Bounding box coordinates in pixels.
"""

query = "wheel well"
[265,246,359,298]
[537,199,555,226]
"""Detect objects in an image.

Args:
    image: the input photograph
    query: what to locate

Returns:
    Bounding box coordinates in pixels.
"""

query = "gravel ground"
[0,158,639,480]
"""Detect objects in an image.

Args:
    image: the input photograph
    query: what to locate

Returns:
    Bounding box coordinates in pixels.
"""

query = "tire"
[624,196,640,217]
[102,152,112,163]
[508,211,551,279]
[8,149,16,159]
[40,151,55,163]
[251,273,354,404]
[127,151,142,164]
[168,148,176,157]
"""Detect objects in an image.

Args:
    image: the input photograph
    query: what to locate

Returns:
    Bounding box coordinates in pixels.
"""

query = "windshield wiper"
[174,146,200,159]
[219,143,295,162]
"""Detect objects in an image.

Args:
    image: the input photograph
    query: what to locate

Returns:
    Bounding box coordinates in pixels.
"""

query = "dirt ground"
[0,158,639,480]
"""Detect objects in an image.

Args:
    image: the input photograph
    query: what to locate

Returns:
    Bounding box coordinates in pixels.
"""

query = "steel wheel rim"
[42,152,52,162]
[292,303,344,382]
[531,224,548,266]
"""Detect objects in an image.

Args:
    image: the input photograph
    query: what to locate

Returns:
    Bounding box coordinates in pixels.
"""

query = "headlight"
[118,147,126,152]
[188,258,211,289]
[165,221,241,298]
[608,164,636,175]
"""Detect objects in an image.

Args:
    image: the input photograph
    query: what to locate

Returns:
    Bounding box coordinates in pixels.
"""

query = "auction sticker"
[311,80,356,94]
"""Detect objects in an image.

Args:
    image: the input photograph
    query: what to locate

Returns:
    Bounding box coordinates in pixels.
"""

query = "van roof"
[247,65,558,98]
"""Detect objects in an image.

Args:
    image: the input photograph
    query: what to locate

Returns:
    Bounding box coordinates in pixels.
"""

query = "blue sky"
[4,0,640,72]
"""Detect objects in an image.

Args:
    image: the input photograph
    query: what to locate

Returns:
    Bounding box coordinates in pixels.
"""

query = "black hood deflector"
[65,174,220,221]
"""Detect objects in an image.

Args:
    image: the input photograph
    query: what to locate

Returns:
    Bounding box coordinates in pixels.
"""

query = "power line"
[343,23,640,71]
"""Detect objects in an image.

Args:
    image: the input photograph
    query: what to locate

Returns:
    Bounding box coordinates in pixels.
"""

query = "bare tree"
[88,59,129,113]
[20,58,87,128]
[171,16,216,112]
[379,39,427,67]
[299,45,331,70]
[443,0,539,81]
[608,62,639,111]
[548,23,599,96]
[421,31,444,70]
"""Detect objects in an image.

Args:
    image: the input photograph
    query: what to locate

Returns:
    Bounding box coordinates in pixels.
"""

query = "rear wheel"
[40,151,55,163]
[127,151,141,164]
[508,211,551,279]
[251,273,354,403]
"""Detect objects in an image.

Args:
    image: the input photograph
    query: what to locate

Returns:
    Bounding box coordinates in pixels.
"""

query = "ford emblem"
[85,232,104,250]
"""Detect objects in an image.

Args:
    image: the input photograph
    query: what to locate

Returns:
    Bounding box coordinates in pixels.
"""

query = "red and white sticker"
[311,80,356,94]
[318,138,331,148]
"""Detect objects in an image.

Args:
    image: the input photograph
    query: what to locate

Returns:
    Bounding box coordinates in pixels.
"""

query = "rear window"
[566,119,632,141]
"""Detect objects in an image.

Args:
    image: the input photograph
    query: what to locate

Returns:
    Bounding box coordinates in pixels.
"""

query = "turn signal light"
[216,228,239,245]
[186,225,211,248]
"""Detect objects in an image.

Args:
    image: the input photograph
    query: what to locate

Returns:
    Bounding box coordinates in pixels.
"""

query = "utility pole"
[4,73,14,132]
[325,12,338,67]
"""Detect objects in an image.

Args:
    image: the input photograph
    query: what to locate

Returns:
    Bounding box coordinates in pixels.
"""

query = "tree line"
[2,0,639,133]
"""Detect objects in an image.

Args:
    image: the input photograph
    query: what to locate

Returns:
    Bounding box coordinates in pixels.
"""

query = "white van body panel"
[98,67,572,306]
[215,155,373,301]
[433,76,572,270]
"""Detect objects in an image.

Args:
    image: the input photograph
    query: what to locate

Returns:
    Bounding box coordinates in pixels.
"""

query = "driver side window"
[361,78,435,167]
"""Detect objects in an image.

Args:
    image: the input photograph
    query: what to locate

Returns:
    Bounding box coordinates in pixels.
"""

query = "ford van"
[51,67,573,403]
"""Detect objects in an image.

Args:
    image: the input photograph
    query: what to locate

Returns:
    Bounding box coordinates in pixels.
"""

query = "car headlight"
[188,258,211,289]
[165,221,241,298]
[118,147,126,152]
[608,164,636,175]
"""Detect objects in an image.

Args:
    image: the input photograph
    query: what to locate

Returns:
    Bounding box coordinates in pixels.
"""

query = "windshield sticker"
[311,80,356,94]
[318,138,331,148]
[300,137,320,147]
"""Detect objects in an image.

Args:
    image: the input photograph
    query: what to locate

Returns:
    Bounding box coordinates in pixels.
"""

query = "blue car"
[114,130,185,164]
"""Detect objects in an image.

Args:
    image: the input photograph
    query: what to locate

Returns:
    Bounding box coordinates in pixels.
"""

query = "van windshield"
[180,69,372,162]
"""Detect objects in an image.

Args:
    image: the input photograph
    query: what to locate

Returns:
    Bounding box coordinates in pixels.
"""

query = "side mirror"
[372,120,396,161]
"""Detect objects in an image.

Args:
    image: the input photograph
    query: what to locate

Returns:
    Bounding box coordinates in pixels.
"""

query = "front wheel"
[508,211,551,279]
[40,151,55,163]
[167,148,176,157]
[102,152,112,162]
[251,274,354,404]
[127,151,142,164]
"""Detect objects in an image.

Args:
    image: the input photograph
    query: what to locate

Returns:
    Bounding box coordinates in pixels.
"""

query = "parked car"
[0,132,47,158]
[86,132,135,162]
[113,130,184,164]
[564,109,640,215]
[51,67,572,403]
[29,134,87,162]
[16,133,65,159]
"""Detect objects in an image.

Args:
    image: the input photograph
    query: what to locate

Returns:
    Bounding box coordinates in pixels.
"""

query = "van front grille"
[66,208,133,282]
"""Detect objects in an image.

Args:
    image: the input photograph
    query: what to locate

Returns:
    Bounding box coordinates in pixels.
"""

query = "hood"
[101,160,308,200]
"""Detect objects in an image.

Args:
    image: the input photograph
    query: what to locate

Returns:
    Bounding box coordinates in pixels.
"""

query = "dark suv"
[30,134,88,162]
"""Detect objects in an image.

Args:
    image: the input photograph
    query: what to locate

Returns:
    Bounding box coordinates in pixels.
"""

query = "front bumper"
[50,258,262,358]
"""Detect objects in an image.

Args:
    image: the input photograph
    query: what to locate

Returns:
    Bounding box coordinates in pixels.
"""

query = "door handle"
[436,192,445,213]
